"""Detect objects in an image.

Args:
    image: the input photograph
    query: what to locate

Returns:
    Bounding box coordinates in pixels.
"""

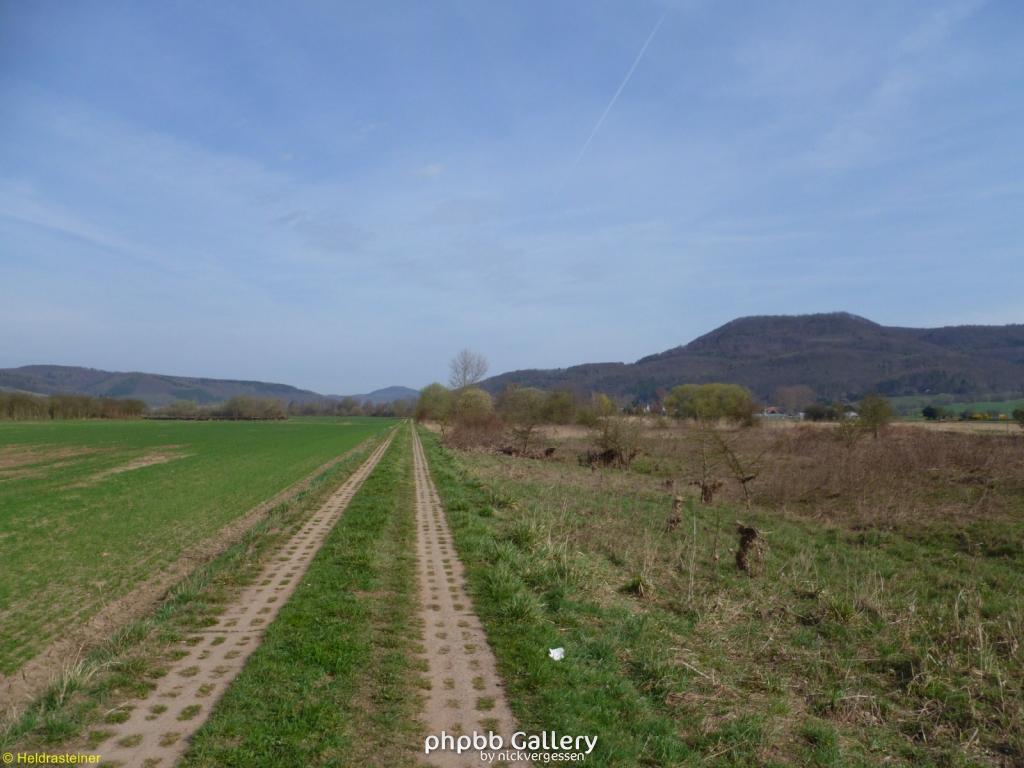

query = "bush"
[415,383,453,423]
[588,416,643,469]
[154,400,204,419]
[576,392,617,428]
[442,388,501,448]
[542,390,576,424]
[664,383,756,425]
[213,396,287,420]
[804,403,839,422]
[858,394,893,437]
[497,386,546,452]
[453,387,494,428]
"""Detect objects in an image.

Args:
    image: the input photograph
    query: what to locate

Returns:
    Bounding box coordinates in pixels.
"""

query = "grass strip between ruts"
[181,425,422,768]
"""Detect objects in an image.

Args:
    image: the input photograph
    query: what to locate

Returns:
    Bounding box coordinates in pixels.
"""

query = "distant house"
[761,406,787,418]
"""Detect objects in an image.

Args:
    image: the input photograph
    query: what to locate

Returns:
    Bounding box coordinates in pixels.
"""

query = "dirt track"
[92,433,394,767]
[412,428,526,767]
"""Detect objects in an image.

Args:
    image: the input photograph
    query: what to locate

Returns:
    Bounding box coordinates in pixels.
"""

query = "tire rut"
[94,433,395,768]
[412,428,528,768]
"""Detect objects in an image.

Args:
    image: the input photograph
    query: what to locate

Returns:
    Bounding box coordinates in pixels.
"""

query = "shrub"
[213,396,286,420]
[590,416,643,469]
[415,383,453,423]
[858,394,893,438]
[804,403,839,422]
[497,386,546,452]
[664,383,756,425]
[453,387,494,428]
[542,390,575,424]
[576,392,617,428]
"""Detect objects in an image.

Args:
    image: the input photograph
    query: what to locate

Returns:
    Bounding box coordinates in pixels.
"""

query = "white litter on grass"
[549,647,565,661]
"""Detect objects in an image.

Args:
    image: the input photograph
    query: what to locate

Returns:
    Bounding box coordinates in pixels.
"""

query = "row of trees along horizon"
[0,391,413,421]
[412,350,1024,462]
[3,352,1023,429]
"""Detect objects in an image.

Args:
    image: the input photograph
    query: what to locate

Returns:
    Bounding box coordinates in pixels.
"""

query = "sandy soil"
[90,433,395,767]
[70,449,188,486]
[411,429,527,768]
[0,445,99,470]
[0,435,385,723]
[0,445,101,479]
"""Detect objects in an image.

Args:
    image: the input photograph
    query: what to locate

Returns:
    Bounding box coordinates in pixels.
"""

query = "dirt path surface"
[93,433,395,768]
[1,436,381,722]
[412,428,527,768]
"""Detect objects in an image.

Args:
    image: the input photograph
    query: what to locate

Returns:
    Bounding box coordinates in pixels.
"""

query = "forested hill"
[481,313,1024,402]
[0,365,418,407]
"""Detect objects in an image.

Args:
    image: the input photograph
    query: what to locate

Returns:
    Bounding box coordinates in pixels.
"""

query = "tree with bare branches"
[449,348,489,390]
[773,385,815,415]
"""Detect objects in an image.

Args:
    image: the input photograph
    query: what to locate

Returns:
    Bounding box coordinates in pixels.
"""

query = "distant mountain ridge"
[0,365,418,408]
[345,385,420,405]
[9,313,1024,408]
[481,313,1024,402]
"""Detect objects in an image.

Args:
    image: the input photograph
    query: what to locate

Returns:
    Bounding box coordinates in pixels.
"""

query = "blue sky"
[1,0,1022,393]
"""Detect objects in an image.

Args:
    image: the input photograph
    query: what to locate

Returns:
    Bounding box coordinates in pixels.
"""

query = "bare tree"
[773,385,815,415]
[449,348,489,390]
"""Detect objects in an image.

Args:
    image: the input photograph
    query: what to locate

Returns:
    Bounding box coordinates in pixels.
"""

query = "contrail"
[565,9,669,179]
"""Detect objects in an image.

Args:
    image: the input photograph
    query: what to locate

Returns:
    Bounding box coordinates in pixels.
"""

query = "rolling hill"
[9,313,1023,408]
[346,385,420,405]
[0,365,418,408]
[481,313,1024,402]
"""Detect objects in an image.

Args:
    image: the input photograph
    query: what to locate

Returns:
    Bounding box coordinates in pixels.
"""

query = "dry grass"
[533,421,1024,531]
[744,425,1023,527]
[443,421,1024,765]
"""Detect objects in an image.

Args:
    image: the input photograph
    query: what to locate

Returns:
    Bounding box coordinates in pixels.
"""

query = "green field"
[891,394,1024,419]
[0,417,393,674]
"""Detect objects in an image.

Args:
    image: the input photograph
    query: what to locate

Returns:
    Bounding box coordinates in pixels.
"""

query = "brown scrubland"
[416,375,1024,765]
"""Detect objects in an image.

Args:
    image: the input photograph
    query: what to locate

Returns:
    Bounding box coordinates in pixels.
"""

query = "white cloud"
[899,0,988,55]
[413,162,445,177]
[807,0,987,172]
[808,70,918,171]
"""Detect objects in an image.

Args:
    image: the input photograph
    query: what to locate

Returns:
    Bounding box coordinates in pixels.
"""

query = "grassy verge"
[1,430,389,753]
[418,427,1023,767]
[180,425,422,767]
[419,427,692,766]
